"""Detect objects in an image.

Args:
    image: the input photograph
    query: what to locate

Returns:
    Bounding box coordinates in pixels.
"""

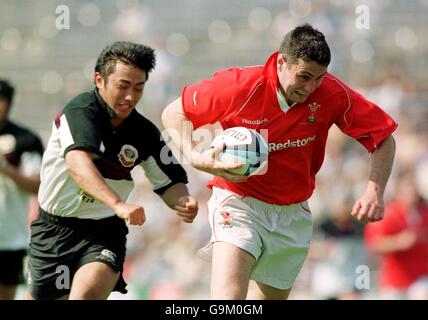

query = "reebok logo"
[242,118,268,125]
[269,135,316,152]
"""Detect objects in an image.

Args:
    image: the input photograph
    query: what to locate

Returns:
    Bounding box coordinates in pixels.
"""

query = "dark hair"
[0,79,15,106]
[95,41,156,82]
[279,24,331,66]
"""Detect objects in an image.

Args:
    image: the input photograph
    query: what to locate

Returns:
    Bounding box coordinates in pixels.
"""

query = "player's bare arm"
[160,182,198,223]
[351,135,396,223]
[65,149,145,225]
[162,98,246,182]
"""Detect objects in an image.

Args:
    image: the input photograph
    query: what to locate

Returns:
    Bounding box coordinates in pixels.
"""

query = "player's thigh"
[207,187,263,260]
[247,280,291,300]
[212,242,256,281]
[69,262,119,300]
[251,203,313,291]
[211,242,256,299]
[27,216,78,300]
[71,218,129,298]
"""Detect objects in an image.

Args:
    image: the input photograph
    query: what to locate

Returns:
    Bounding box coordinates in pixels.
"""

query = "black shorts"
[28,209,129,300]
[0,249,27,285]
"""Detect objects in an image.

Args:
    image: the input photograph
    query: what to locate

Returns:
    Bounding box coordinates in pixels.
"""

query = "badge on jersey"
[307,102,321,123]
[118,144,138,167]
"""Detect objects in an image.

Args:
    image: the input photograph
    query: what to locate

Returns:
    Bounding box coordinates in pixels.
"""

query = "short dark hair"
[279,24,331,66]
[95,41,156,82]
[0,79,15,106]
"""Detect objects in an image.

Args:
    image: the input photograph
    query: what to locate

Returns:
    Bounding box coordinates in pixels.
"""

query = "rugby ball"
[211,127,268,176]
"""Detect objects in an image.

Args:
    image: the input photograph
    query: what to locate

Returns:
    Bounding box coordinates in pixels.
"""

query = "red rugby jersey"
[182,52,398,205]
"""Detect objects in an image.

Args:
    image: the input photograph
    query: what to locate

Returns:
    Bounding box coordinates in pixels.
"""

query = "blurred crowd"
[1,0,427,299]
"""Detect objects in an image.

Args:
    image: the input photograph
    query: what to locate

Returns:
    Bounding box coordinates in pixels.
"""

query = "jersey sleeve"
[181,68,246,129]
[140,123,188,195]
[335,87,398,153]
[58,107,102,157]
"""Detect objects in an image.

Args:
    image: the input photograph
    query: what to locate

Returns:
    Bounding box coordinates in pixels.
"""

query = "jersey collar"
[264,51,297,112]
[277,89,296,112]
[263,51,280,82]
[93,88,116,120]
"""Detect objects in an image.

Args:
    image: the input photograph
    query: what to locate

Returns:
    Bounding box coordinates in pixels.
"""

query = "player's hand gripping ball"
[211,127,268,176]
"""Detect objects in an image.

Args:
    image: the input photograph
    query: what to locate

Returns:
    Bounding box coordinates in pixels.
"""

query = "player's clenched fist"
[351,190,384,224]
[113,202,146,226]
[174,196,198,223]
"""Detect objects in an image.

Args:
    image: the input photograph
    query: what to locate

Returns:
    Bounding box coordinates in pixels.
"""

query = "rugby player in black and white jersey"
[26,42,198,300]
[0,79,44,300]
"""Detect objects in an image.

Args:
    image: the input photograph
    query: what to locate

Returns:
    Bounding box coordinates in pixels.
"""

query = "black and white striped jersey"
[38,89,188,219]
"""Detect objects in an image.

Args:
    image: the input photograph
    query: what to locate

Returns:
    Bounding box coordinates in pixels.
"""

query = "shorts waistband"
[212,186,310,214]
[39,208,118,227]
[212,187,306,207]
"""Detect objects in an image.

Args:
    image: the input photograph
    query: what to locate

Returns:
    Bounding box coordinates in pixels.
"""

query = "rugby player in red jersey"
[162,24,397,300]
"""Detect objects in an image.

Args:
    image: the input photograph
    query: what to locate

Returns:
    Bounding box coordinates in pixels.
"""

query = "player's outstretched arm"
[162,98,246,182]
[351,135,396,223]
[65,149,145,225]
[160,182,198,223]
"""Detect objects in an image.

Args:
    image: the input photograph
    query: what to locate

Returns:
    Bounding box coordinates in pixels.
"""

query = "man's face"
[95,61,147,123]
[277,54,327,105]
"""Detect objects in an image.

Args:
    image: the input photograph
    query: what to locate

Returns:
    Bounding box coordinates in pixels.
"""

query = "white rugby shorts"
[198,187,313,290]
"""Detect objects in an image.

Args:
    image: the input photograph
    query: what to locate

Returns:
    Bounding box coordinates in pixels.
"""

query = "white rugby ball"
[211,127,268,176]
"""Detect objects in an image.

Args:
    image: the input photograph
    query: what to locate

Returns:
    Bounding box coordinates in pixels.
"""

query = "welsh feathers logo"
[307,102,321,123]
[219,212,233,229]
[118,144,138,167]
